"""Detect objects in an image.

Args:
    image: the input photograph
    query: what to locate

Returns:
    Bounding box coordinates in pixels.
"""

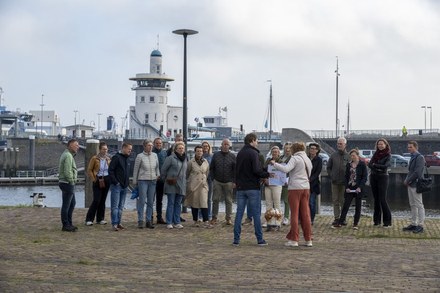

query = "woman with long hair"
[368,139,392,227]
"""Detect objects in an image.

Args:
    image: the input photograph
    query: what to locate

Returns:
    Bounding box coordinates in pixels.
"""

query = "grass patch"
[0,204,32,209]
[77,259,98,266]
[32,237,52,244]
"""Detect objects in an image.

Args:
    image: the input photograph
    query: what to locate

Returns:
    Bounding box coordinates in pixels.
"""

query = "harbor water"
[1,185,439,218]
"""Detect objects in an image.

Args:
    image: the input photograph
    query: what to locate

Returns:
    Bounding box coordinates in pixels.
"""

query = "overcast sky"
[1,0,440,135]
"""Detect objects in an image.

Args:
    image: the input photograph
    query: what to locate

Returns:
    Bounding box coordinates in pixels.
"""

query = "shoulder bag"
[416,166,432,194]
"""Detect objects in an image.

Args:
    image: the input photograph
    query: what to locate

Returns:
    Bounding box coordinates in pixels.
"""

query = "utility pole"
[40,94,45,137]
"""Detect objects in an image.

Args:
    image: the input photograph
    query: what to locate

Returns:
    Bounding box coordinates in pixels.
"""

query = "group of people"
[328,137,426,234]
[58,134,427,246]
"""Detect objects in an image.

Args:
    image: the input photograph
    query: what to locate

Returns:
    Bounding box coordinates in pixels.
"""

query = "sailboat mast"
[346,101,350,135]
[335,56,340,138]
[269,81,273,140]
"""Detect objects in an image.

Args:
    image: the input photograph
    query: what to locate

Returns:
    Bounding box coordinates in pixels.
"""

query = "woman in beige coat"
[185,145,212,228]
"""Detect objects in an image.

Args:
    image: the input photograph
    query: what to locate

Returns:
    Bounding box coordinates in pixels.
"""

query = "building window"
[154,113,157,122]
[161,113,164,122]
[145,114,149,124]
[159,96,164,104]
[149,96,155,103]
[140,96,145,103]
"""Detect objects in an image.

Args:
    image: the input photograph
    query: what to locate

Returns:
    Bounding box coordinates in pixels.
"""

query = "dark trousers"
[156,179,164,219]
[339,192,362,226]
[59,183,76,227]
[86,176,110,222]
[370,174,392,225]
[192,207,208,222]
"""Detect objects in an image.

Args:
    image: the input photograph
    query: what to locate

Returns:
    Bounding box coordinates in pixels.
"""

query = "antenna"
[157,34,160,50]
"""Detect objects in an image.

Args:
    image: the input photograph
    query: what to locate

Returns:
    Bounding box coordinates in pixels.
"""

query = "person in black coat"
[333,149,368,229]
[368,139,392,227]
[308,143,323,225]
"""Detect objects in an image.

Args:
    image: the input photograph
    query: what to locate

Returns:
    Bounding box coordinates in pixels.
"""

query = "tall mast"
[335,56,340,138]
[346,100,350,135]
[269,80,273,140]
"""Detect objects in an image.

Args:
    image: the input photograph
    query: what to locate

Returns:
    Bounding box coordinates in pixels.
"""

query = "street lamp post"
[73,110,78,137]
[173,28,198,154]
[427,106,432,133]
[335,56,340,138]
[40,94,45,137]
[421,106,427,134]
[97,113,102,132]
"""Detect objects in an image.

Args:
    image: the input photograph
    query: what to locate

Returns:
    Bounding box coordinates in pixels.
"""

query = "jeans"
[407,186,425,226]
[110,184,127,226]
[233,189,263,243]
[59,183,76,227]
[166,193,183,225]
[339,192,362,226]
[86,176,110,222]
[155,179,165,220]
[370,174,392,225]
[137,180,157,223]
[309,192,318,224]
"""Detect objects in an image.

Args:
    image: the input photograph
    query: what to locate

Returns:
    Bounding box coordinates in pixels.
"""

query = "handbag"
[98,178,105,188]
[416,167,432,193]
[166,161,184,186]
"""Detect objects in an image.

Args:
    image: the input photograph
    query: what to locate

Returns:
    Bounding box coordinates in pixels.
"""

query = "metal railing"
[310,129,440,139]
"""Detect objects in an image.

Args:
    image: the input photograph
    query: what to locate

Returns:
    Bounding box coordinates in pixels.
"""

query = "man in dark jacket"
[233,133,270,246]
[109,142,132,231]
[153,138,168,224]
[308,143,323,225]
[403,141,426,233]
[327,137,350,225]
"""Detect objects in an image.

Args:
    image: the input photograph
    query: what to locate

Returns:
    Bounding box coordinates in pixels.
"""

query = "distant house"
[64,124,94,138]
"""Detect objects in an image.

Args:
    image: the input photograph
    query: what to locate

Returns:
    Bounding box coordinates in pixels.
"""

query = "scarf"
[370,147,390,163]
[195,157,204,166]
[175,151,186,162]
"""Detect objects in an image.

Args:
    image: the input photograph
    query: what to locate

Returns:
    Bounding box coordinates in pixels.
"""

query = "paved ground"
[1,206,439,292]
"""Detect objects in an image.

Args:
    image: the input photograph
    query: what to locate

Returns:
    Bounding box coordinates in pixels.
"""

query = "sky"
[1,0,440,135]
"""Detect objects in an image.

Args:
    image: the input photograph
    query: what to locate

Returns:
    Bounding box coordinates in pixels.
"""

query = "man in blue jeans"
[109,142,132,231]
[233,133,270,246]
[58,139,80,232]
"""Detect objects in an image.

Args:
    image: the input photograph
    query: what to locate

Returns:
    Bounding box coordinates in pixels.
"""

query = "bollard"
[85,139,99,208]
[30,192,46,207]
[29,135,35,171]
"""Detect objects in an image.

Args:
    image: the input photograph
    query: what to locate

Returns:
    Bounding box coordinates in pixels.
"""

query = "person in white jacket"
[271,142,313,247]
[133,139,160,229]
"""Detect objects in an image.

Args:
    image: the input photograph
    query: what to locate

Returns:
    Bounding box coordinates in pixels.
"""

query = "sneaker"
[210,217,218,225]
[138,221,144,229]
[262,223,267,228]
[331,223,342,229]
[117,224,125,230]
[98,220,107,225]
[242,218,252,226]
[232,241,240,247]
[112,225,119,231]
[180,217,186,222]
[305,241,313,247]
[174,224,184,229]
[353,225,359,230]
[374,223,380,226]
[413,226,424,234]
[166,224,174,229]
[331,219,339,225]
[285,240,298,247]
[257,240,268,246]
[193,221,200,227]
[157,218,166,225]
[146,221,155,229]
[403,224,417,231]
[226,219,233,225]
[72,225,78,231]
[341,221,348,226]
[203,222,214,229]
[282,218,289,225]
[383,224,392,228]
[62,226,76,232]
[85,221,93,226]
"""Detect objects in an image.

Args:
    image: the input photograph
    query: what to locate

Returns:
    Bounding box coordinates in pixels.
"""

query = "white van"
[359,149,375,158]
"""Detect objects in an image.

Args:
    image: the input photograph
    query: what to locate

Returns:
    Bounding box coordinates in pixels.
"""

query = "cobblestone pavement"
[1,207,439,292]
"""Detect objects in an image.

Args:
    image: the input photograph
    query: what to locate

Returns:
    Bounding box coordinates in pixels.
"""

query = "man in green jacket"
[58,139,79,232]
[327,137,350,226]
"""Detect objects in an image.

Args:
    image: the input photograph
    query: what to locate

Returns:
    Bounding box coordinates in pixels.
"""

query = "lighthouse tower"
[128,49,175,139]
